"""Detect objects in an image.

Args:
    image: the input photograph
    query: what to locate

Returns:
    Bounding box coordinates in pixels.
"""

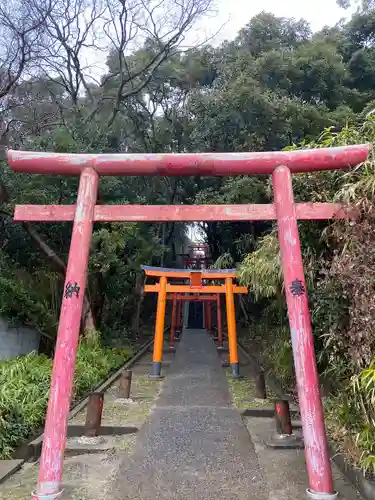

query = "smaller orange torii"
[141,266,248,378]
[166,294,218,348]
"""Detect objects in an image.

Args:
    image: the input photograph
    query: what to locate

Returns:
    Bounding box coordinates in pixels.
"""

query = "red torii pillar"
[176,298,182,335]
[33,167,98,499]
[216,294,223,348]
[204,300,213,333]
[169,293,177,349]
[273,166,334,496]
[7,144,370,500]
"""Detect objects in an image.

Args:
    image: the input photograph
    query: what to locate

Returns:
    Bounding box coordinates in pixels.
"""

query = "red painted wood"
[190,271,202,288]
[204,301,208,330]
[35,167,98,498]
[216,294,223,347]
[170,293,177,348]
[273,166,334,495]
[8,144,370,176]
[13,202,356,222]
[167,295,217,301]
[207,301,212,332]
[144,284,248,294]
[144,269,238,279]
[176,299,182,331]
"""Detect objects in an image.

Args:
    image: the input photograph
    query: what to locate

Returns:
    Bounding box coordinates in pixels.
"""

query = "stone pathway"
[108,329,268,500]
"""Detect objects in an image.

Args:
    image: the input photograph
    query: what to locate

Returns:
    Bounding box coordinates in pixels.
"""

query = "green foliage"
[238,232,281,299]
[355,426,375,474]
[353,360,375,427]
[0,353,51,458]
[0,342,133,458]
[74,341,131,395]
[5,6,375,341]
[236,12,311,56]
[311,277,351,378]
[89,222,165,336]
[353,360,375,473]
[211,252,234,269]
[324,361,375,474]
[238,112,375,474]
[0,276,57,334]
[0,251,58,335]
[267,335,294,388]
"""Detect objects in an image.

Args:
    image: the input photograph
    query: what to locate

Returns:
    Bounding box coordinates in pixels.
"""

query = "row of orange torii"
[141,243,247,378]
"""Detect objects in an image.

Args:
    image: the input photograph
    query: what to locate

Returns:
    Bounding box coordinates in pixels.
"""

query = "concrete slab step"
[0,459,24,484]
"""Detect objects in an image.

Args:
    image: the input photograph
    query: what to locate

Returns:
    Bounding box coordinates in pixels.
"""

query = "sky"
[193,0,356,46]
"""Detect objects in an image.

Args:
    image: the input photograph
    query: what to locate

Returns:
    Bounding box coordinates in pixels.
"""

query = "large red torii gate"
[7,144,370,500]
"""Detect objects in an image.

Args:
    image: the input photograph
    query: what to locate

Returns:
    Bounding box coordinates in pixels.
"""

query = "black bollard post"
[254,370,267,399]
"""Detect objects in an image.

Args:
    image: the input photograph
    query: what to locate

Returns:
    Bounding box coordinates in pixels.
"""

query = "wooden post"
[273,166,335,496]
[118,370,132,399]
[216,294,223,348]
[225,277,240,378]
[151,276,167,377]
[274,400,293,435]
[84,392,104,437]
[170,293,177,349]
[255,370,267,399]
[34,167,98,499]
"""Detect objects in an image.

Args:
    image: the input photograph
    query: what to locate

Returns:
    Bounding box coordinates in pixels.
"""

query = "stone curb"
[27,425,139,460]
[0,460,24,485]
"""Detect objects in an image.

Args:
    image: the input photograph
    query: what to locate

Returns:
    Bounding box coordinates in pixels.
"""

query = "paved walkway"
[109,329,268,500]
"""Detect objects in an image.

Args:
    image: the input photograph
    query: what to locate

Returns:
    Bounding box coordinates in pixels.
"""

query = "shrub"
[266,333,294,388]
[0,276,57,335]
[0,342,133,458]
[324,360,375,476]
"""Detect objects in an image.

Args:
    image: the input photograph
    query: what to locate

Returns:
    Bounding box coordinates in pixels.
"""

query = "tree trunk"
[160,224,166,267]
[21,222,96,334]
[132,273,146,332]
[239,295,250,324]
[90,272,106,327]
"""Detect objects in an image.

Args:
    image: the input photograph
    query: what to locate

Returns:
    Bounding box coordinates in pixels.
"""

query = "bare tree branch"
[103,0,213,126]
[0,0,51,99]
[17,0,214,129]
[0,0,215,140]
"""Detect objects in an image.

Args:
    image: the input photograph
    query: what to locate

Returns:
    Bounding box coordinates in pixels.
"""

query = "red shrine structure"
[7,144,370,500]
[142,265,247,377]
[181,243,212,268]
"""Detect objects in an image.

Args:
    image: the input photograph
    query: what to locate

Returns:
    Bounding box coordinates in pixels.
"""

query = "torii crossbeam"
[8,144,370,500]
